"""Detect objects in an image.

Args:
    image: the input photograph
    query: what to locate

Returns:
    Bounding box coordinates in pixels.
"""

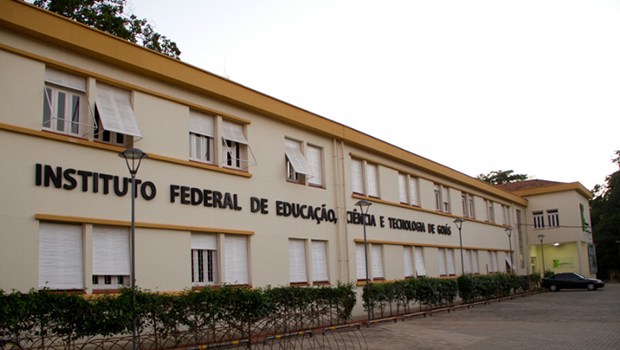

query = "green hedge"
[363,273,540,318]
[0,284,356,347]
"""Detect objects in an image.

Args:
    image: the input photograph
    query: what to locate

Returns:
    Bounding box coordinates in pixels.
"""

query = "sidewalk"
[360,283,620,349]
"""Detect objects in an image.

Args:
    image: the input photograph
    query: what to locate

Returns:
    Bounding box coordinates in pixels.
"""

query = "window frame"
[351,158,380,198]
[92,226,130,291]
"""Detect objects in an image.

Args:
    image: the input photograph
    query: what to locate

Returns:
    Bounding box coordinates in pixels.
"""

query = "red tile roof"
[496,179,565,192]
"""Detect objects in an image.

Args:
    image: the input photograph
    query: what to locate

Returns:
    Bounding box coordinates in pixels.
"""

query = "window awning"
[505,254,514,269]
[221,121,248,144]
[189,111,214,137]
[285,142,313,176]
[96,84,142,137]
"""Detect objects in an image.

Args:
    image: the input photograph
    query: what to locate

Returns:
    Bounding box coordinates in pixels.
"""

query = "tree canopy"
[591,151,620,280]
[33,0,181,59]
[476,170,529,185]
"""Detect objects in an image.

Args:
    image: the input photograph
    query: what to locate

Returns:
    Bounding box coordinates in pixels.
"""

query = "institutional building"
[0,1,596,306]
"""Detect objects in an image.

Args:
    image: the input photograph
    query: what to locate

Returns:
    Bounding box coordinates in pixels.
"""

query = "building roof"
[497,179,592,199]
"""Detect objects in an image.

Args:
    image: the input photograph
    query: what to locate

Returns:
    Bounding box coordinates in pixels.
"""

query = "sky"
[127,0,620,190]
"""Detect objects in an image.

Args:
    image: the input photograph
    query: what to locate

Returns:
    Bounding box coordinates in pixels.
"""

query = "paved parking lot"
[361,283,620,350]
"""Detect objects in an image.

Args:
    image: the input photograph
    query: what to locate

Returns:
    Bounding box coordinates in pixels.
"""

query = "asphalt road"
[360,283,620,350]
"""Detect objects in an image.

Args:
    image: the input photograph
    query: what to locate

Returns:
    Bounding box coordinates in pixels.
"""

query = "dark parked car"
[541,272,604,292]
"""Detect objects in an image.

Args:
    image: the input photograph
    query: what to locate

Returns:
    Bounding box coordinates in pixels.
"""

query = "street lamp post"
[453,218,465,276]
[538,234,546,275]
[505,227,513,274]
[119,148,147,350]
[355,200,372,326]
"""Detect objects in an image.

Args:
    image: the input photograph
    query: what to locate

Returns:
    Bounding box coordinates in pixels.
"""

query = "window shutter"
[221,120,248,144]
[306,145,323,186]
[398,174,408,203]
[472,250,480,273]
[288,239,308,283]
[355,243,367,280]
[92,226,129,276]
[438,248,447,275]
[403,246,414,277]
[504,252,513,270]
[414,247,426,276]
[366,164,379,197]
[351,159,363,194]
[39,223,83,289]
[45,67,86,92]
[224,235,248,284]
[464,249,472,273]
[189,110,214,137]
[96,83,142,137]
[371,245,384,278]
[447,249,455,275]
[191,233,217,250]
[311,241,329,282]
[409,177,420,206]
[284,140,313,176]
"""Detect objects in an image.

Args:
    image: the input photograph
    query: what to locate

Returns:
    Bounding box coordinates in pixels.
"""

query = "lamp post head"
[119,148,147,176]
[355,200,372,214]
[453,218,464,230]
[505,227,512,238]
[538,234,545,242]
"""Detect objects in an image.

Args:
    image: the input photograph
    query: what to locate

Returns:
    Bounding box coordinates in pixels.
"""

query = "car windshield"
[573,273,586,279]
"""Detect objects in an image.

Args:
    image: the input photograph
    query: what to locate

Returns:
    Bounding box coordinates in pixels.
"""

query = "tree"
[476,170,529,185]
[33,0,181,59]
[591,151,620,280]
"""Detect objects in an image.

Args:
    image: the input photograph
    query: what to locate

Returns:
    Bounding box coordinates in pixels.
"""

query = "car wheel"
[549,285,558,292]
[587,283,596,291]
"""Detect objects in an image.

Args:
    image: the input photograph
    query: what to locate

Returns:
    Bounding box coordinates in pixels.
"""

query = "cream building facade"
[499,180,596,277]
[0,1,595,305]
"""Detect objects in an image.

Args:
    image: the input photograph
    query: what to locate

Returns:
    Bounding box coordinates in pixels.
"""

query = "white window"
[398,174,408,204]
[371,245,384,279]
[547,209,560,227]
[94,83,141,145]
[224,235,248,285]
[403,246,414,278]
[92,226,129,289]
[461,193,468,217]
[442,187,451,213]
[438,248,447,276]
[502,205,511,225]
[434,184,442,211]
[472,250,480,274]
[351,158,380,197]
[488,251,499,273]
[288,239,308,284]
[285,139,312,184]
[307,145,324,187]
[486,200,495,222]
[355,243,368,280]
[222,120,255,170]
[446,249,456,276]
[366,164,379,197]
[462,192,475,218]
[311,240,329,282]
[191,233,218,286]
[189,111,215,164]
[464,249,472,274]
[414,246,427,277]
[39,222,83,290]
[399,174,420,206]
[533,211,545,229]
[43,68,87,136]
